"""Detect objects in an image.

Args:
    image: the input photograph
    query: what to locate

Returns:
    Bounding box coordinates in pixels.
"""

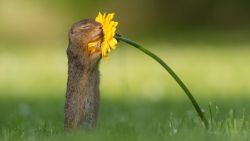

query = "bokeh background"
[0,0,250,140]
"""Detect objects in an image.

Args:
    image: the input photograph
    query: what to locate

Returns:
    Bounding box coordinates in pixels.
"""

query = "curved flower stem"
[115,34,209,129]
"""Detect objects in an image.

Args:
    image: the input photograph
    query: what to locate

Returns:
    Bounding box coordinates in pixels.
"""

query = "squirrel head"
[68,19,103,70]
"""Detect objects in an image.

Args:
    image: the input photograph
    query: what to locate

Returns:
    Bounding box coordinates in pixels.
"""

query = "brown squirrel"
[64,19,103,130]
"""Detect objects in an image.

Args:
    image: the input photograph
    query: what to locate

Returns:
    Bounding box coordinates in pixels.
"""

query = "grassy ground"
[0,41,250,141]
[1,97,250,141]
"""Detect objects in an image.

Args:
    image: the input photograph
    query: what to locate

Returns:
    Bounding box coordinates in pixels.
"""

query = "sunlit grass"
[1,96,250,141]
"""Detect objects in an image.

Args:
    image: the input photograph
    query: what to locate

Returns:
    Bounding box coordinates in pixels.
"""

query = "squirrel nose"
[98,25,102,30]
[96,23,102,29]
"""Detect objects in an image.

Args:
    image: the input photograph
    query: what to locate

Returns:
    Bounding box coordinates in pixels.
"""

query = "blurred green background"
[0,0,250,140]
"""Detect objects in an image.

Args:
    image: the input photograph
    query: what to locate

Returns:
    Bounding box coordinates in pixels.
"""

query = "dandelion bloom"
[88,12,118,57]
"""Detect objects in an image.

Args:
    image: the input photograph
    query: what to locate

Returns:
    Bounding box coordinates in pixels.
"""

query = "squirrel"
[64,19,103,130]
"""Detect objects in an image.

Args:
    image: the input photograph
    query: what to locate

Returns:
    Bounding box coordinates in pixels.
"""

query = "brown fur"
[64,19,103,130]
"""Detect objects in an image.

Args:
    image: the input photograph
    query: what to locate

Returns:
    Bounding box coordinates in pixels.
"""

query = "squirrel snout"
[96,23,102,30]
[99,25,103,29]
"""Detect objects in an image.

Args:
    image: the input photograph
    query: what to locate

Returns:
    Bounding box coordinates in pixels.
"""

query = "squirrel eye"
[80,25,90,29]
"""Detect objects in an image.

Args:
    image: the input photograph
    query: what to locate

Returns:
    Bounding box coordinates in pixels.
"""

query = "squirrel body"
[64,19,103,130]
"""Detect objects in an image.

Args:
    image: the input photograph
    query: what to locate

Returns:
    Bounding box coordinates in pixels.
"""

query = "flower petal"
[94,12,118,57]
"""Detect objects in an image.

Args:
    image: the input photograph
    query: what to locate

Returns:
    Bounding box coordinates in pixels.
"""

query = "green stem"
[115,34,209,129]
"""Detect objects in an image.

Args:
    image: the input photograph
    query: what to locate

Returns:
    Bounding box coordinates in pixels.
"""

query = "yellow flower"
[88,12,118,57]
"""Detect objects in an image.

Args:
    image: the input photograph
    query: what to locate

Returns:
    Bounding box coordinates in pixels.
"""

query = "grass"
[1,97,250,141]
[1,42,250,140]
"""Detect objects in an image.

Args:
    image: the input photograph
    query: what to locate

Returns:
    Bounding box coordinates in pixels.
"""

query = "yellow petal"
[95,12,118,57]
